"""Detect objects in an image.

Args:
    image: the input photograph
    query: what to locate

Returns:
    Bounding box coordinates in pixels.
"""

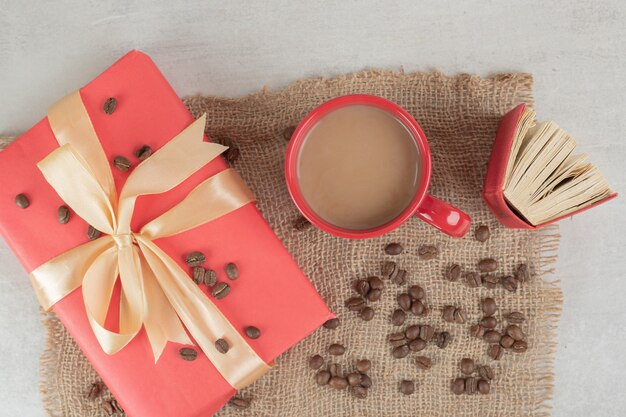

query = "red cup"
[285,94,471,239]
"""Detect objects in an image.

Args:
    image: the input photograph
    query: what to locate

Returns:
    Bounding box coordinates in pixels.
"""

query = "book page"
[504,107,536,185]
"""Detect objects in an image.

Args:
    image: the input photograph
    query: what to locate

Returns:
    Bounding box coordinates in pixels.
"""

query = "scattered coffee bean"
[382,261,397,277]
[204,269,217,286]
[418,245,439,260]
[511,340,528,353]
[225,146,240,164]
[360,373,372,388]
[328,343,346,356]
[399,379,415,395]
[368,275,384,290]
[436,331,452,349]
[315,370,331,385]
[113,155,131,171]
[408,285,425,300]
[215,338,229,353]
[415,356,432,370]
[225,262,239,280]
[506,324,525,341]
[398,293,412,311]
[470,324,485,338]
[419,325,434,341]
[474,225,490,242]
[392,269,407,285]
[245,326,260,339]
[483,331,502,344]
[103,97,117,114]
[480,316,498,329]
[15,193,30,209]
[179,347,197,361]
[230,397,250,409]
[460,358,475,375]
[367,288,382,302]
[465,376,477,394]
[477,365,495,380]
[323,318,340,329]
[390,331,407,342]
[482,274,500,289]
[57,205,70,224]
[135,145,152,160]
[478,258,498,273]
[505,311,526,324]
[392,345,410,359]
[478,379,491,394]
[502,275,519,292]
[384,242,403,255]
[282,125,296,141]
[482,298,497,316]
[359,306,375,321]
[390,337,409,349]
[409,338,427,352]
[442,305,456,323]
[212,282,231,299]
[410,300,426,316]
[329,363,342,377]
[87,381,104,400]
[405,325,421,340]
[515,263,530,282]
[445,264,462,281]
[487,344,504,360]
[309,354,324,369]
[185,251,206,267]
[87,225,101,240]
[356,359,371,373]
[465,272,482,288]
[352,386,368,399]
[452,377,465,395]
[102,401,114,416]
[391,309,406,326]
[293,215,312,231]
[353,279,370,296]
[346,372,362,387]
[500,335,515,349]
[329,376,348,390]
[192,266,205,284]
[454,308,466,324]
[345,296,366,312]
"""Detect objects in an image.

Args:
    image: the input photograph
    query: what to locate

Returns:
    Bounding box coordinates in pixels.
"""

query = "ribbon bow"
[29,92,271,389]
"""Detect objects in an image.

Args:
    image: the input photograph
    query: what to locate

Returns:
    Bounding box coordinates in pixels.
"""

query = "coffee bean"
[398,293,412,311]
[245,326,261,339]
[113,156,131,171]
[475,225,490,242]
[135,145,152,160]
[392,345,410,358]
[225,147,240,163]
[506,324,525,340]
[293,215,312,231]
[282,125,296,141]
[408,338,427,352]
[478,379,490,394]
[505,311,526,324]
[309,354,324,369]
[451,377,465,395]
[460,358,475,375]
[179,347,197,361]
[390,337,408,349]
[465,272,482,288]
[382,261,397,277]
[346,372,362,387]
[478,258,498,273]
[422,305,431,317]
[87,381,104,400]
[415,356,432,370]
[353,279,370,296]
[515,263,530,282]
[408,285,425,300]
[487,344,504,360]
[102,401,114,416]
[192,266,205,284]
[445,264,462,281]
[352,386,368,399]
[323,318,340,329]
[230,397,250,409]
[502,275,519,292]
[511,340,528,353]
[225,262,239,280]
[436,331,452,348]
[478,365,495,380]
[442,305,456,322]
[390,331,407,342]
[185,251,206,267]
[212,282,231,299]
[411,300,425,316]
[418,245,439,260]
[419,325,434,341]
[405,325,421,340]
[399,379,415,395]
[367,288,382,302]
[480,316,498,329]
[15,193,30,209]
[392,269,407,285]
[465,376,477,394]
[360,373,372,388]
[359,306,375,321]
[384,242,403,255]
[482,298,497,316]
[368,276,384,290]
[391,309,406,326]
[470,324,485,338]
[345,297,366,311]
[328,343,346,356]
[500,335,515,349]
[315,370,331,385]
[454,308,466,324]
[204,269,217,286]
[103,97,117,114]
[356,359,371,373]
[329,376,348,390]
[87,225,101,240]
[483,331,502,344]
[482,274,500,289]
[215,338,229,353]
[329,363,342,377]
[57,205,70,224]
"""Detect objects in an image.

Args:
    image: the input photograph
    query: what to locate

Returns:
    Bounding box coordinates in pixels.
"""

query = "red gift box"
[0,51,333,416]
[482,103,617,229]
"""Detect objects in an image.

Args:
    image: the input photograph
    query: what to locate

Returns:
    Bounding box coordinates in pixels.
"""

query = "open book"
[501,107,613,226]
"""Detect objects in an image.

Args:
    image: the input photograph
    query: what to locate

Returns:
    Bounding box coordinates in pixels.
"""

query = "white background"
[1,1,625,416]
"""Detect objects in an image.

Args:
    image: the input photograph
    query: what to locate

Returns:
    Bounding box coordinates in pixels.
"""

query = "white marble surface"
[0,1,625,416]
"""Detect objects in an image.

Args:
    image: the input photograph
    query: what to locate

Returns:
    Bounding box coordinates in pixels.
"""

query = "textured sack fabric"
[2,69,562,417]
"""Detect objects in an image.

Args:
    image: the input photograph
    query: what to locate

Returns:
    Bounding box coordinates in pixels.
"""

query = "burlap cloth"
[1,70,563,417]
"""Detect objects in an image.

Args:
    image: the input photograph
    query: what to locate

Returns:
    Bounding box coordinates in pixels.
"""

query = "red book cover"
[0,51,333,417]
[482,103,617,229]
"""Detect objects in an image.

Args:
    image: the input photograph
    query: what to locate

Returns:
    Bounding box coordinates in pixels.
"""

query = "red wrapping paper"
[0,51,333,417]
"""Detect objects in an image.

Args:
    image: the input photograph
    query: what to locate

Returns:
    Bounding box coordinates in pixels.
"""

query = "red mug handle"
[415,194,471,238]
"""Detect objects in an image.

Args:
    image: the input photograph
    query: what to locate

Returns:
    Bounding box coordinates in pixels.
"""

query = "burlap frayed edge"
[40,309,64,417]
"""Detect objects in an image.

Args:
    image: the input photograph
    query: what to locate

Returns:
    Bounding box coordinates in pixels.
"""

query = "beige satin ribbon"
[29,91,271,389]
